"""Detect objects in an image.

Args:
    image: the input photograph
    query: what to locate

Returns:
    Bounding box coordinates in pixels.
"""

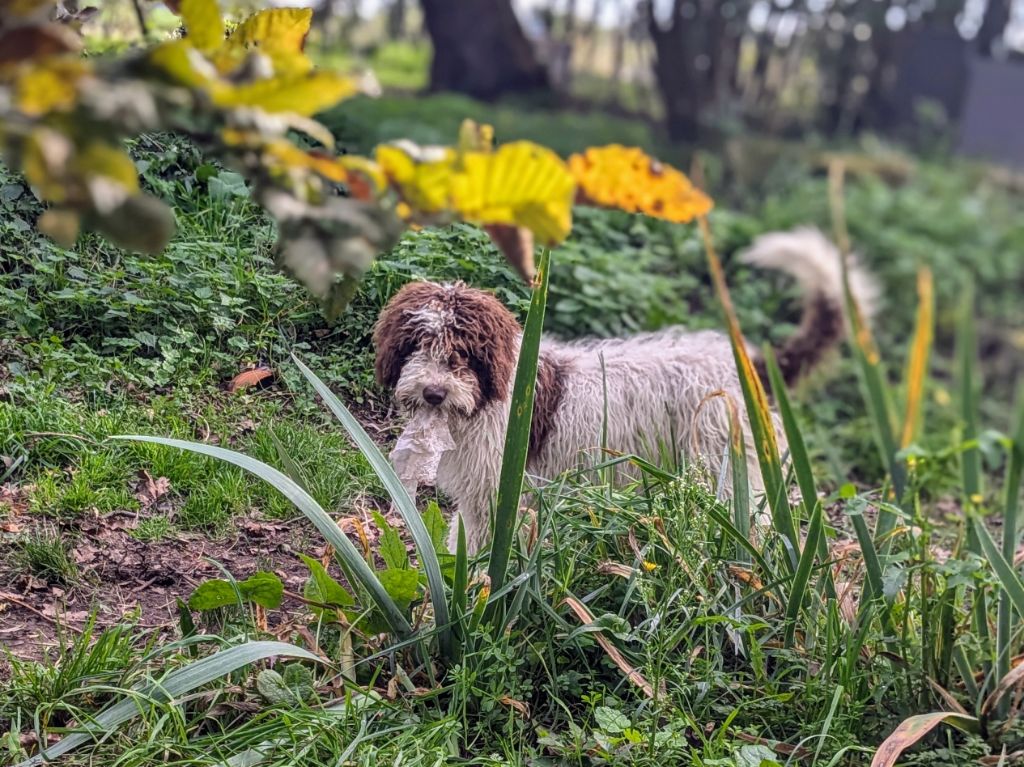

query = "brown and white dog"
[373,228,877,554]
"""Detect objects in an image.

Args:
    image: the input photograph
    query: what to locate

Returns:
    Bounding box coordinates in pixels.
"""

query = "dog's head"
[373,281,522,415]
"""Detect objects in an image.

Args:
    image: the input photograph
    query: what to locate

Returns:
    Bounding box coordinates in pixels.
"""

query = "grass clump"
[10,526,79,585]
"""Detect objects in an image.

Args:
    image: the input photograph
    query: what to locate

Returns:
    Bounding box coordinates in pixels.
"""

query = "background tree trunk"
[420,0,549,100]
[976,0,1011,57]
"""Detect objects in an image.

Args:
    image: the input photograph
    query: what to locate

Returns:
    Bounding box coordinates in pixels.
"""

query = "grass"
[2,88,1024,765]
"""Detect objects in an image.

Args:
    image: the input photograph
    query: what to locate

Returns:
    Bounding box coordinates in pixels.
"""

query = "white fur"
[391,228,876,554]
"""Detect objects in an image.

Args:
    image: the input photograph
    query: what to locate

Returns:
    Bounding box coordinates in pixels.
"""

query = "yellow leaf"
[146,39,217,88]
[450,141,575,245]
[214,71,358,115]
[178,0,224,52]
[21,127,73,203]
[457,118,494,153]
[73,142,139,192]
[222,129,349,182]
[229,8,312,55]
[568,145,713,223]
[14,56,91,116]
[376,143,456,214]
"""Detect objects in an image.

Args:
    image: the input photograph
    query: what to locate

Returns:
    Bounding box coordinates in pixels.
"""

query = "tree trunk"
[420,0,549,100]
[646,0,702,142]
[386,0,407,40]
[976,0,1011,57]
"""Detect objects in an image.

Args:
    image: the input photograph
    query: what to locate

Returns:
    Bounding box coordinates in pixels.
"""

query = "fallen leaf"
[135,470,171,510]
[871,712,979,767]
[228,366,275,393]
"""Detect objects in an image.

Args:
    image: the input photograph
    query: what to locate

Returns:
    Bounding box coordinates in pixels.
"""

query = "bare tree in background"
[645,0,750,142]
[420,0,549,99]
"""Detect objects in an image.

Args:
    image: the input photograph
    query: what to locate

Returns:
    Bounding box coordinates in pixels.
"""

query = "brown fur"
[753,292,845,388]
[530,352,569,459]
[373,281,522,408]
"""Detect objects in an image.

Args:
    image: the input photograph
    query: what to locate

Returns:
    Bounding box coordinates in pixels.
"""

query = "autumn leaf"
[214,71,358,116]
[569,145,713,223]
[376,142,456,214]
[871,712,979,767]
[177,0,225,52]
[227,8,313,74]
[12,56,90,115]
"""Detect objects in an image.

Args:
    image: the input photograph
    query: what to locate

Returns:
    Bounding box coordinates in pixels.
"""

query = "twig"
[0,592,85,634]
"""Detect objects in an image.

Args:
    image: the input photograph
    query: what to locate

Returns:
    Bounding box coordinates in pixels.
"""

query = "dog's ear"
[373,282,438,388]
[451,289,521,404]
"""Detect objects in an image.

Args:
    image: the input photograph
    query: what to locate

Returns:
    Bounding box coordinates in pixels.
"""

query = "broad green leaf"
[594,706,630,734]
[18,642,323,767]
[239,572,283,609]
[372,511,409,571]
[422,501,448,556]
[188,579,238,611]
[379,568,420,611]
[299,554,354,619]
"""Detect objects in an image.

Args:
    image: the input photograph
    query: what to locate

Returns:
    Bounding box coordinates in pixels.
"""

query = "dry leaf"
[135,470,171,510]
[228,366,274,393]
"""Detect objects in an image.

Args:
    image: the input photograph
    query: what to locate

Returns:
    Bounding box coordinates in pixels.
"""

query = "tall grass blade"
[113,436,413,639]
[785,500,824,647]
[485,248,551,617]
[18,641,323,767]
[956,284,989,681]
[723,394,751,563]
[998,385,1024,707]
[764,348,835,598]
[289,355,453,661]
[958,281,981,498]
[451,517,468,661]
[697,216,797,568]
[899,268,934,448]
[828,159,905,514]
[974,522,1024,619]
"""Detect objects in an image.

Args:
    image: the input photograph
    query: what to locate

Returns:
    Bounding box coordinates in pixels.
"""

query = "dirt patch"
[0,500,366,665]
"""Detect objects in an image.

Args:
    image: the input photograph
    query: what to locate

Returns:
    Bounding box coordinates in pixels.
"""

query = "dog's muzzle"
[421,385,448,406]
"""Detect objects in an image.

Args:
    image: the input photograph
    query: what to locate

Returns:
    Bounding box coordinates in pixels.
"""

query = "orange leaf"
[228,366,274,393]
[871,712,979,767]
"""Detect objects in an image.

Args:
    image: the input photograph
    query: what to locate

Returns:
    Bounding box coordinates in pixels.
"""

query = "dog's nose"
[422,385,448,406]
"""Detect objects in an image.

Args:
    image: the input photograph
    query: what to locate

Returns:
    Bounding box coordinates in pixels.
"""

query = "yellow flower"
[450,141,575,246]
[642,561,658,572]
[568,145,713,223]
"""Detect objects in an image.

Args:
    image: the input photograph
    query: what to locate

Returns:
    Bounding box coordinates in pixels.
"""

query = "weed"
[10,527,79,585]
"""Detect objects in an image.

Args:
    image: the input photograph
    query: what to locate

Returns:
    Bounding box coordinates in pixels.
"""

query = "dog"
[373,228,877,554]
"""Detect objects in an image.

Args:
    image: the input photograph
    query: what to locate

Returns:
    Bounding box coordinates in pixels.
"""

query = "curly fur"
[373,228,877,554]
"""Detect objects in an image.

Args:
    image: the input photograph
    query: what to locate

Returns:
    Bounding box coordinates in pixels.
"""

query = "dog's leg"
[447,491,493,556]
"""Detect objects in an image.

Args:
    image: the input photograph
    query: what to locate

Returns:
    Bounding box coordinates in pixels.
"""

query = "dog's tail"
[739,227,879,387]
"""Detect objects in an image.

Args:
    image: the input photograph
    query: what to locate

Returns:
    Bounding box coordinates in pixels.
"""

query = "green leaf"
[422,501,448,556]
[299,554,354,619]
[18,642,323,767]
[239,572,283,609]
[372,511,409,571]
[378,568,420,611]
[593,706,630,734]
[188,579,239,611]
